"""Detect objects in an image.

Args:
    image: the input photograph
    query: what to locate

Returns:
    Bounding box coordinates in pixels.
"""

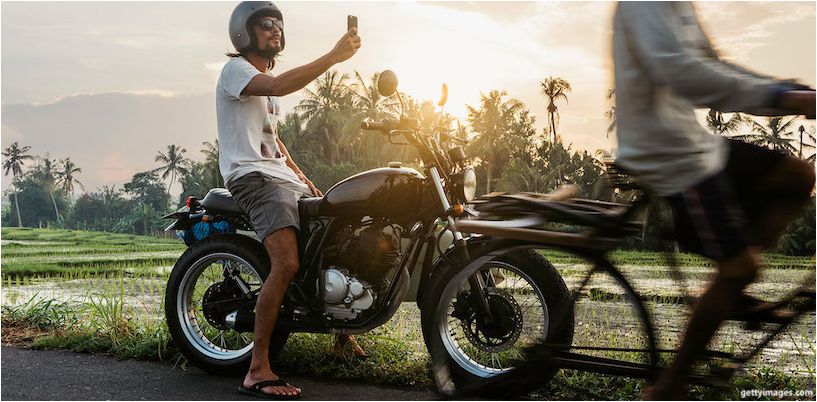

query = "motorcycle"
[162,70,574,387]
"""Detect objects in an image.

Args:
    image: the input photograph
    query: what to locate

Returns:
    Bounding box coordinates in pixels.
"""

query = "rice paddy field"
[1,227,815,399]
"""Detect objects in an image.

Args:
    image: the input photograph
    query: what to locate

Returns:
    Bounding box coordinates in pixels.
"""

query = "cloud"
[697,2,816,61]
[0,124,25,144]
[113,35,160,49]
[1,92,217,194]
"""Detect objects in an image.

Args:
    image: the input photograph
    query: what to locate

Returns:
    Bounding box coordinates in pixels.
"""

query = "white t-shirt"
[216,57,310,193]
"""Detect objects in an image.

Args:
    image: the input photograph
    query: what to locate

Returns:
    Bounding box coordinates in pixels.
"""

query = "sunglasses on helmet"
[256,18,283,32]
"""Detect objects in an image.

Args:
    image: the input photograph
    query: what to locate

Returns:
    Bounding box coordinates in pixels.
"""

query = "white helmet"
[229,1,285,53]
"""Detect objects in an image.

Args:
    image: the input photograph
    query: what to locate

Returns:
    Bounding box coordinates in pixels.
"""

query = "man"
[613,2,814,399]
[216,2,361,398]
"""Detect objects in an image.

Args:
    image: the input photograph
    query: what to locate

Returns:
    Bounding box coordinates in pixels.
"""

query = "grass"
[1,227,814,399]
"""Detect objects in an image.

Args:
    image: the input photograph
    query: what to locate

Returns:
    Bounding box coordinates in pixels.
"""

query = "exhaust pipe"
[224,310,256,332]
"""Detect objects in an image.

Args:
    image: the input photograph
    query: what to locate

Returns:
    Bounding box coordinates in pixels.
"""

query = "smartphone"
[347,15,358,32]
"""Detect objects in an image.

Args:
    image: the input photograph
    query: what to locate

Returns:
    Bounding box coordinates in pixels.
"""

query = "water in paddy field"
[1,234,814,380]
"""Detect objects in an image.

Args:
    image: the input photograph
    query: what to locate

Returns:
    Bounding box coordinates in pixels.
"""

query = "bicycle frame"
[455,185,816,389]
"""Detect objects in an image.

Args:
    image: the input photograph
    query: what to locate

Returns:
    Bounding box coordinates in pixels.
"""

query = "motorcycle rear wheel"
[165,234,289,374]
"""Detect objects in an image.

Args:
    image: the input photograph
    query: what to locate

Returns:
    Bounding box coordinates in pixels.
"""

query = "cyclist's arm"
[618,2,781,114]
[696,27,777,81]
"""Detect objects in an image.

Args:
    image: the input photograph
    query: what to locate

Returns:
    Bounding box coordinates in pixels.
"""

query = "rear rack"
[458,182,647,250]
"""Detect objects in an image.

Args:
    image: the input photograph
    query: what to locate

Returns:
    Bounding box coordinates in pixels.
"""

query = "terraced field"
[1,227,814,397]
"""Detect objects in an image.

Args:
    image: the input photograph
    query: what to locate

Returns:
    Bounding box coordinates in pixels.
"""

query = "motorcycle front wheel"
[421,249,574,396]
[164,234,289,374]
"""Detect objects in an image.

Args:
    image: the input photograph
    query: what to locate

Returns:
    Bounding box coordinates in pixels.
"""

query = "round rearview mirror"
[377,70,399,97]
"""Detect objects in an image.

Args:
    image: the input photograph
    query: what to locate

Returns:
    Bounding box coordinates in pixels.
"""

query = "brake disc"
[452,288,524,353]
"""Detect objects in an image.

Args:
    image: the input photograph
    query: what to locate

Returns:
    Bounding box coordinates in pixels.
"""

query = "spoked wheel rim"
[437,260,550,378]
[177,252,262,360]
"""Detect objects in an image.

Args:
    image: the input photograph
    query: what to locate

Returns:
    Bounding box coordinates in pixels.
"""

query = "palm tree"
[153,144,190,194]
[539,76,571,143]
[31,154,62,222]
[350,71,400,119]
[466,90,526,194]
[202,139,219,164]
[277,112,315,164]
[706,110,748,136]
[296,70,352,164]
[2,142,34,226]
[797,125,816,160]
[201,139,221,187]
[733,117,798,154]
[56,158,85,199]
[604,88,616,138]
[346,71,403,164]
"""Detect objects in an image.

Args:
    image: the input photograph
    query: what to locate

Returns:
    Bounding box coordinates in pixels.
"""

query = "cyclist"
[613,2,815,399]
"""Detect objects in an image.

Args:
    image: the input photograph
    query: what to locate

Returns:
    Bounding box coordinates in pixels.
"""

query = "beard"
[257,46,280,60]
[254,40,281,60]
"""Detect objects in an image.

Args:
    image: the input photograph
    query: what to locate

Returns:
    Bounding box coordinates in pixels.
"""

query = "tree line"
[3,71,815,254]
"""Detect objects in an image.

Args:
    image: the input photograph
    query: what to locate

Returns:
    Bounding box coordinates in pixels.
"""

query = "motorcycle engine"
[320,221,402,321]
[320,267,375,320]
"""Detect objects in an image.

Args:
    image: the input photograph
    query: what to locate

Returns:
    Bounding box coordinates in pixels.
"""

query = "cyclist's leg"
[649,171,751,400]
[648,250,760,399]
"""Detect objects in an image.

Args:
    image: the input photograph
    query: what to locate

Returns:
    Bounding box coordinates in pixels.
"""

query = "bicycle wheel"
[442,250,661,399]
[561,254,660,375]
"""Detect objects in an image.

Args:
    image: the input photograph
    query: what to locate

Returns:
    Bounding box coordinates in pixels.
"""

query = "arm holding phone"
[242,28,360,98]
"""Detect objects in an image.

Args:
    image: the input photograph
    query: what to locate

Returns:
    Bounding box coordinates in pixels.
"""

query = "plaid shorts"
[665,140,787,262]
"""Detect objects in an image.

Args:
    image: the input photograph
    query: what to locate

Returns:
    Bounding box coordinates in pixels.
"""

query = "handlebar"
[360,117,421,133]
[360,120,395,132]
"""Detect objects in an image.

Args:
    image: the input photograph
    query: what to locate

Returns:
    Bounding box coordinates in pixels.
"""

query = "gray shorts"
[226,172,311,241]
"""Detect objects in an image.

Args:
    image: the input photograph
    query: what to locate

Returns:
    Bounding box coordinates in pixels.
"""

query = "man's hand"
[329,28,361,64]
[780,90,816,118]
[297,172,323,197]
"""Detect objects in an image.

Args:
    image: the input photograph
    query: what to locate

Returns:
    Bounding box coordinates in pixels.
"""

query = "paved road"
[1,347,435,400]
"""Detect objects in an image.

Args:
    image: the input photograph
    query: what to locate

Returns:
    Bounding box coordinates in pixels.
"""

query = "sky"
[2,1,815,196]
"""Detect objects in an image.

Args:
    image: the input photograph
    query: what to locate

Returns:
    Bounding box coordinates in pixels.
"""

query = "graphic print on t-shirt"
[262,96,283,158]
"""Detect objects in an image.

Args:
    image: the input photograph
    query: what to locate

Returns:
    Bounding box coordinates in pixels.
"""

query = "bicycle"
[427,165,816,399]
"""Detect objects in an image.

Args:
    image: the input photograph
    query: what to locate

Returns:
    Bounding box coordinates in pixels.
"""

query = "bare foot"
[243,367,301,398]
[332,334,366,359]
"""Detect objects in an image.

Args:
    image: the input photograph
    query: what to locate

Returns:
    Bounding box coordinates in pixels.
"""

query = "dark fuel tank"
[321,166,426,218]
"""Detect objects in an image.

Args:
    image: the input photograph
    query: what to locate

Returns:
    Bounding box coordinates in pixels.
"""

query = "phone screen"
[347,15,358,32]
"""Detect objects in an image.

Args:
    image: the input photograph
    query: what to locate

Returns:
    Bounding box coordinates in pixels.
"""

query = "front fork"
[429,167,496,324]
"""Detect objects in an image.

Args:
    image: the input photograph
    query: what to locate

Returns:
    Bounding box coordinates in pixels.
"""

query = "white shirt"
[215,57,310,193]
[613,2,779,196]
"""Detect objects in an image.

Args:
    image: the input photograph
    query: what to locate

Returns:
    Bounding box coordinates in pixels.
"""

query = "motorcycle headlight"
[462,168,477,202]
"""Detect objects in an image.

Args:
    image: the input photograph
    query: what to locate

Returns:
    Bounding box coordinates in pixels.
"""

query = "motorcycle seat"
[200,188,243,214]
[298,197,323,219]
[201,188,324,219]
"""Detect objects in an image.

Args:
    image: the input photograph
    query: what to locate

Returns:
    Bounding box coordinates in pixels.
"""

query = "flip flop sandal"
[238,379,302,400]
